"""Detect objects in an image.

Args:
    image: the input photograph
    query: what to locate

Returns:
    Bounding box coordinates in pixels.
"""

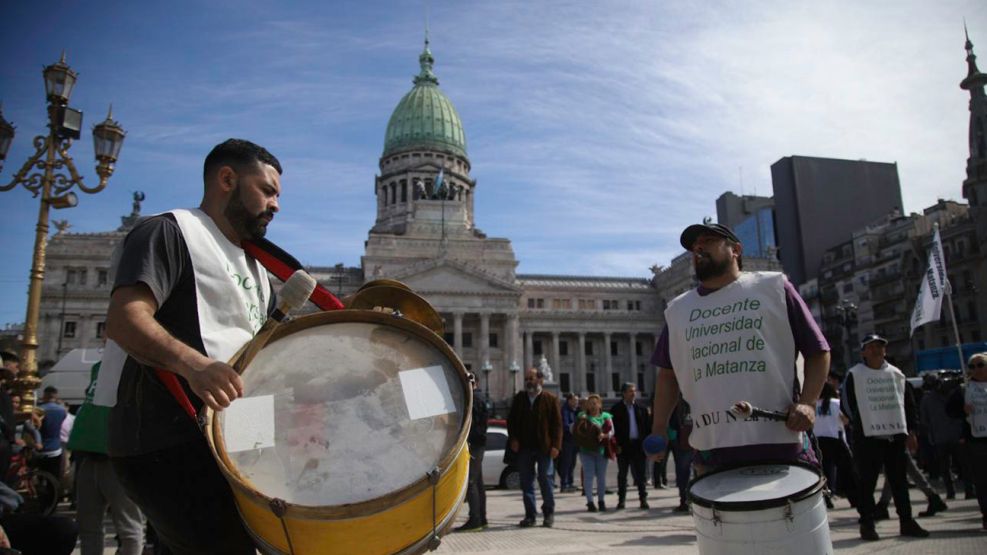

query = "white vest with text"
[665,272,798,451]
[93,208,269,407]
[966,381,987,439]
[848,362,908,437]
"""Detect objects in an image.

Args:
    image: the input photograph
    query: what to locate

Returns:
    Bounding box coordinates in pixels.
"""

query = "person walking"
[814,381,857,509]
[844,334,929,541]
[457,372,488,532]
[573,394,613,512]
[507,367,562,528]
[559,393,580,493]
[948,352,987,529]
[610,383,650,510]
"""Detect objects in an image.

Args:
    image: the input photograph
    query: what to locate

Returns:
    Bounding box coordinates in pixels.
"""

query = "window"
[635,341,643,356]
[527,298,544,309]
[602,300,620,310]
[637,372,645,393]
[611,372,621,393]
[63,321,76,338]
[96,321,106,339]
[610,341,618,356]
[66,269,77,285]
[626,300,641,311]
[97,269,108,287]
[584,341,594,356]
[560,373,570,393]
[559,341,569,356]
[552,298,571,310]
[586,372,596,393]
[485,430,507,451]
[842,283,853,293]
[462,333,473,348]
[489,333,498,349]
[443,332,454,345]
[578,299,596,310]
[390,183,396,204]
[533,340,543,356]
[401,181,407,202]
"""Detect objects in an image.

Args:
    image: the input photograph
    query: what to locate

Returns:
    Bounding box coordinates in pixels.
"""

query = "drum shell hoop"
[687,461,826,512]
[204,309,473,520]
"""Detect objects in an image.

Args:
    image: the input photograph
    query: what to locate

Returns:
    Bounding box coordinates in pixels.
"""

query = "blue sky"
[1,1,984,326]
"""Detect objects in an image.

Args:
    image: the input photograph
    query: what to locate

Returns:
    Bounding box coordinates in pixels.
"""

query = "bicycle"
[3,447,60,517]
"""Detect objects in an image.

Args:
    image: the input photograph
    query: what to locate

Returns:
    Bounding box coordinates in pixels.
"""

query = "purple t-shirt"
[650,274,829,468]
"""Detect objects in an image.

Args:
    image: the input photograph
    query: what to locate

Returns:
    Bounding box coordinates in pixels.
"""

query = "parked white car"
[482,424,519,489]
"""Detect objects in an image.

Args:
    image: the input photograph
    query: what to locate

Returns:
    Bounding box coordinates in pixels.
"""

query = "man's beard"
[525,381,541,395]
[694,254,731,281]
[225,186,272,240]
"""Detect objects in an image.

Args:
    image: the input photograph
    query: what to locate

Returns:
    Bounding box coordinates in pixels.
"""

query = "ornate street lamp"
[1,53,126,417]
[481,359,492,401]
[509,360,520,396]
[835,299,858,370]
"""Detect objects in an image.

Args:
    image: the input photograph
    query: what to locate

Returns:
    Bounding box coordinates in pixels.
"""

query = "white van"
[38,347,102,406]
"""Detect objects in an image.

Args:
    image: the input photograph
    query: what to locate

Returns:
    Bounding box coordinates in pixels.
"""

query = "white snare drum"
[687,463,832,555]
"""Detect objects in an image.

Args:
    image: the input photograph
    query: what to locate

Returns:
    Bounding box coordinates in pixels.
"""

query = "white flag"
[910,227,947,335]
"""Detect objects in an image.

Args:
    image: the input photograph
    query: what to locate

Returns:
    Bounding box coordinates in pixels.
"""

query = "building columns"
[479,312,490,367]
[577,332,587,395]
[453,312,463,354]
[604,332,613,394]
[629,332,638,387]
[551,331,561,377]
[524,330,533,369]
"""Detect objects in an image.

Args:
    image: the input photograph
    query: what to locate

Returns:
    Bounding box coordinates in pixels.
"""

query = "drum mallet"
[156,269,317,422]
[729,401,789,422]
[234,269,318,373]
[643,434,668,457]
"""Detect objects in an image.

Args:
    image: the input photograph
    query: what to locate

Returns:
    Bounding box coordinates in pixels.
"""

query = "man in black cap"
[648,222,831,475]
[843,334,929,540]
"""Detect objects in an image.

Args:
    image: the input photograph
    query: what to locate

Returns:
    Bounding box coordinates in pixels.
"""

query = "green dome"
[383,40,467,158]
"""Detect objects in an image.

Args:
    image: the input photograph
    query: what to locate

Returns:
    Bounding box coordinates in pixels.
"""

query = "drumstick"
[729,401,789,422]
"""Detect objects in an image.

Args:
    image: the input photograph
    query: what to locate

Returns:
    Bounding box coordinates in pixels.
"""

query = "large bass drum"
[205,309,471,555]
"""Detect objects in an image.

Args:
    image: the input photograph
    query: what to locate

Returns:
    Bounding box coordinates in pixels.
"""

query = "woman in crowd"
[573,394,613,512]
[948,352,987,530]
[814,381,857,508]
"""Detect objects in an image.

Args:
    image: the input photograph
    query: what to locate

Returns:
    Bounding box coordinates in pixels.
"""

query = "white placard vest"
[93,208,269,407]
[966,381,987,438]
[665,272,799,450]
[848,362,908,437]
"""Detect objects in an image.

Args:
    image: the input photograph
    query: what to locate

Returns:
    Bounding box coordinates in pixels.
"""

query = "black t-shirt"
[107,214,274,457]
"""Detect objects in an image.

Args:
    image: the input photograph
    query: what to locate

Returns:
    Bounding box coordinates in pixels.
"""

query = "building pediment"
[391,258,520,295]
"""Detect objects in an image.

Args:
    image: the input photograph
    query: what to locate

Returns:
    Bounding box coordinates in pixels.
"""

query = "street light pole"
[509,360,520,396]
[836,299,858,370]
[0,53,126,417]
[481,359,492,402]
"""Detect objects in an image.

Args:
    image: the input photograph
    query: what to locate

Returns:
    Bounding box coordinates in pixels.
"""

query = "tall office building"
[771,155,903,285]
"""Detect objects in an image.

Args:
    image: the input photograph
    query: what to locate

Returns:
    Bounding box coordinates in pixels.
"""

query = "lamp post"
[509,360,520,396]
[0,53,126,417]
[835,299,858,370]
[481,359,492,402]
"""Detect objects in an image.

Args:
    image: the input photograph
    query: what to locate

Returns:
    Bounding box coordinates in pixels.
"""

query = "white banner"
[909,227,947,335]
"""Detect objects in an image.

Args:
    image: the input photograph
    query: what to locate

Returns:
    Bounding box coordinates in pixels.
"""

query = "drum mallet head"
[643,434,667,456]
[273,270,318,321]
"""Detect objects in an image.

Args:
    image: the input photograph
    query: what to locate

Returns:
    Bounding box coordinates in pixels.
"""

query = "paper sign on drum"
[223,395,276,453]
[400,365,457,420]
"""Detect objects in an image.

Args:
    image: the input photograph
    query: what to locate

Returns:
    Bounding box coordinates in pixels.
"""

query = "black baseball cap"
[859,333,888,349]
[679,223,741,250]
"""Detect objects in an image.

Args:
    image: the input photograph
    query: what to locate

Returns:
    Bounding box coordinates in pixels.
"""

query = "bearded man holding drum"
[100,139,283,554]
[647,223,830,475]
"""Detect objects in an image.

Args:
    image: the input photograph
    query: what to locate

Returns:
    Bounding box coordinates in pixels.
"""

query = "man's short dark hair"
[620,382,636,393]
[43,386,58,396]
[203,138,282,182]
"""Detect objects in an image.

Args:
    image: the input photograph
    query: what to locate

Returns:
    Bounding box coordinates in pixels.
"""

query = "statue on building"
[538,355,554,383]
[118,191,145,231]
[52,220,71,237]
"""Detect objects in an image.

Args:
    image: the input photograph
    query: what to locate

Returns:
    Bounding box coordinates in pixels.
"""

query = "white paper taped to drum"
[223,395,276,453]
[400,365,457,420]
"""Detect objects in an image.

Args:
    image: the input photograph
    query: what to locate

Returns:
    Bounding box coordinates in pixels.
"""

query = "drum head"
[688,464,823,510]
[215,316,467,507]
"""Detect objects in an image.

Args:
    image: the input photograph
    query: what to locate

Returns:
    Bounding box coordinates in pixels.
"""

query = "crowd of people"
[0,140,983,553]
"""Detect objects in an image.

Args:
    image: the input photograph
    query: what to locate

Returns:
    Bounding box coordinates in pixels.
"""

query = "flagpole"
[943,280,965,370]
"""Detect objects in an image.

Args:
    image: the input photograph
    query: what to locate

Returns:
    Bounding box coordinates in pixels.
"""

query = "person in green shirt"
[67,362,145,555]
[573,394,613,512]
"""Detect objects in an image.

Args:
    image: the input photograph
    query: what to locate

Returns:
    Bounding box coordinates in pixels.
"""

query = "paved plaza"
[71,475,986,554]
[437,481,987,555]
